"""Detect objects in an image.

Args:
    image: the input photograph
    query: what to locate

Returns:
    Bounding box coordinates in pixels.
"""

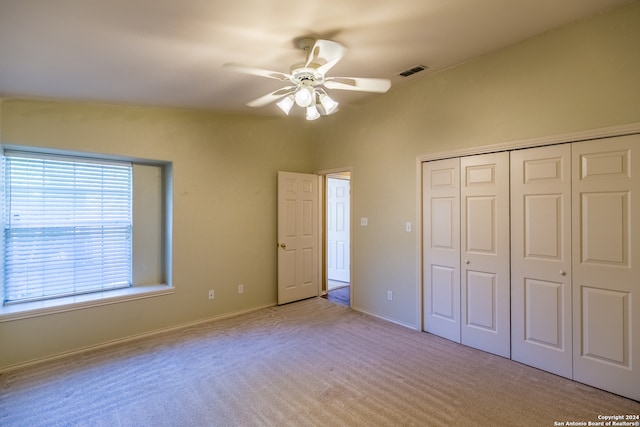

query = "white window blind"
[3,151,132,305]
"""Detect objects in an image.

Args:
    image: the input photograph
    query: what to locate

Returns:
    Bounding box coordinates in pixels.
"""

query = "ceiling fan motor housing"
[290,68,324,86]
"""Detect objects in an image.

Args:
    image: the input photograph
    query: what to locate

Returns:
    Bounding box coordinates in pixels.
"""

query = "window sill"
[0,285,174,322]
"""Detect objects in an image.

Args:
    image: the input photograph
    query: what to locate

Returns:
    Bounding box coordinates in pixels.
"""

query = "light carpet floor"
[1,297,638,426]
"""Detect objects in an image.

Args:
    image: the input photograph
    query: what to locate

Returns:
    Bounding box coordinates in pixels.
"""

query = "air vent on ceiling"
[399,65,427,77]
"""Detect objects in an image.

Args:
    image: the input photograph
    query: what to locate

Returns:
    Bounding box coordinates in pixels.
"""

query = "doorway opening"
[323,171,351,307]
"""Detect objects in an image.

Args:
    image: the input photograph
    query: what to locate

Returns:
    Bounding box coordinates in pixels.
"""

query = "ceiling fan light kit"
[224,38,391,120]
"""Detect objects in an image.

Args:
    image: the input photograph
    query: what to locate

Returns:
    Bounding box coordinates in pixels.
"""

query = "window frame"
[0,145,173,322]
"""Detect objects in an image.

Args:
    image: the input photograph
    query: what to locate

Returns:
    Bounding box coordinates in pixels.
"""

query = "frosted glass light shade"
[319,93,339,114]
[294,87,313,107]
[276,95,294,114]
[306,105,320,121]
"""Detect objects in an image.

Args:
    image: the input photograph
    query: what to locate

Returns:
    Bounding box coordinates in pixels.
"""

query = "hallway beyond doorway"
[323,285,350,307]
[328,279,348,291]
[325,171,351,308]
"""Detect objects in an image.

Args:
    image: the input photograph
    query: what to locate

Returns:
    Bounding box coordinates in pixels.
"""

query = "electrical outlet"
[237,284,244,294]
[208,289,215,300]
[387,291,393,301]
[360,217,368,226]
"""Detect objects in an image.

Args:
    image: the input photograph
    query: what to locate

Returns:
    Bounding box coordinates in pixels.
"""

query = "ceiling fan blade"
[223,63,291,81]
[305,39,346,72]
[324,77,391,93]
[246,86,296,107]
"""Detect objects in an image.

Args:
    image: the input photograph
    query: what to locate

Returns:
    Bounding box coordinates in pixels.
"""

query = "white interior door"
[511,144,572,378]
[460,152,510,357]
[327,177,350,284]
[422,158,461,342]
[277,171,319,305]
[572,135,640,401]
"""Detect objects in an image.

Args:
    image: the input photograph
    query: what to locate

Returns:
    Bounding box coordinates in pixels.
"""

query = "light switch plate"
[361,217,368,226]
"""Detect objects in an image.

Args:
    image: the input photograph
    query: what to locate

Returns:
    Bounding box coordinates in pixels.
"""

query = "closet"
[422,134,639,401]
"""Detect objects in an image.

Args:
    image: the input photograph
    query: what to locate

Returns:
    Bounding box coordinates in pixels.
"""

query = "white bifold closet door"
[423,153,510,358]
[423,135,639,400]
[460,152,511,358]
[422,158,461,343]
[571,136,640,401]
[511,144,573,378]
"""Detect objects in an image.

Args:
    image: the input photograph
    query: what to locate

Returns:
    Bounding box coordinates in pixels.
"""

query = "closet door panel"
[423,158,461,342]
[466,270,497,330]
[572,135,639,401]
[511,144,572,378]
[460,152,510,357]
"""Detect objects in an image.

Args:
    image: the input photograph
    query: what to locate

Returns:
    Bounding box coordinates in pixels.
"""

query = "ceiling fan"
[223,38,391,120]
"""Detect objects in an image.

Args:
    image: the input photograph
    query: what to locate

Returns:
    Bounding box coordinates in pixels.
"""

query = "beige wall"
[0,100,313,369]
[1,0,639,369]
[312,0,640,327]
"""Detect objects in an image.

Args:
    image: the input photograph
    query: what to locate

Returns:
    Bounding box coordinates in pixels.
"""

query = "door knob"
[465,260,470,264]
[559,270,566,276]
[278,243,286,249]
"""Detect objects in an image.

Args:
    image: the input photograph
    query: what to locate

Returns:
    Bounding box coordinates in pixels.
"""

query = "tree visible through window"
[3,151,133,305]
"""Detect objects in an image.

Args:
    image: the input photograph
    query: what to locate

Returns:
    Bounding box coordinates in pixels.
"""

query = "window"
[1,148,171,316]
[3,152,132,304]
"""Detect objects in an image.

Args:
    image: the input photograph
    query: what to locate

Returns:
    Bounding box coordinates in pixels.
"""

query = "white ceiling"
[0,0,629,115]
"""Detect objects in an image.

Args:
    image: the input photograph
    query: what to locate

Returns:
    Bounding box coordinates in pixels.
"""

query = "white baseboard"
[0,303,276,373]
[352,305,420,331]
